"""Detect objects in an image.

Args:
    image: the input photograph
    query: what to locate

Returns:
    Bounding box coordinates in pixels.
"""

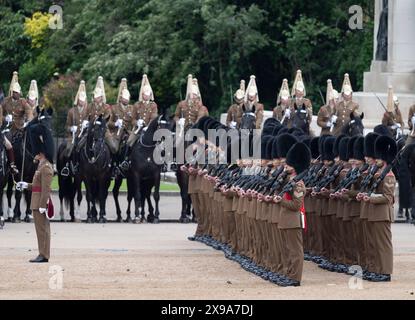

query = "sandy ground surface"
[1,218,415,300]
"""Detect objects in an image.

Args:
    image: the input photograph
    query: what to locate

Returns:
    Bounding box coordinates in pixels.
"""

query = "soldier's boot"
[120,146,131,172]
[6,148,19,176]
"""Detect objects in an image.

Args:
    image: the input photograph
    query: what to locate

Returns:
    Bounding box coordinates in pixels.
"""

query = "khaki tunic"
[88,102,112,122]
[367,172,396,222]
[273,104,292,127]
[108,104,135,136]
[133,101,158,126]
[174,100,209,128]
[382,110,404,129]
[28,159,54,260]
[332,100,359,136]
[226,103,244,128]
[317,104,333,135]
[65,106,89,138]
[1,96,33,131]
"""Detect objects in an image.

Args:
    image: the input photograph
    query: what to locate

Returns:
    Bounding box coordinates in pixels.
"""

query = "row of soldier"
[185,117,398,287]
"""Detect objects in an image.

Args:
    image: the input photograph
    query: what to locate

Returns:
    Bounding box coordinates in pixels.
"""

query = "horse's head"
[343,112,364,136]
[88,116,106,142]
[29,107,53,129]
[292,103,309,134]
[240,104,256,130]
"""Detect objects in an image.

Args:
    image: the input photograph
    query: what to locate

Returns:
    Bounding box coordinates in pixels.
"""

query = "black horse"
[6,107,53,223]
[291,104,311,135]
[341,112,365,137]
[0,130,10,228]
[129,115,169,223]
[57,141,83,222]
[79,116,112,223]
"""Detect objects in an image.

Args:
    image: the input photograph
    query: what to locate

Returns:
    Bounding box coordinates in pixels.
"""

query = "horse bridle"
[85,120,106,165]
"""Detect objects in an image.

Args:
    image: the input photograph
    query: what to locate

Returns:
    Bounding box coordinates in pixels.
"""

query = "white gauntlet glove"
[412,116,415,126]
[39,208,46,214]
[284,108,291,119]
[230,121,237,129]
[70,125,78,133]
[115,119,123,128]
[81,120,89,129]
[5,114,13,123]
[16,181,28,191]
[326,121,332,128]
[178,118,186,127]
[137,119,145,127]
[331,115,338,124]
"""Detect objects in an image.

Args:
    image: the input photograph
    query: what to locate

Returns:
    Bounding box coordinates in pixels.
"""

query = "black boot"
[6,148,19,176]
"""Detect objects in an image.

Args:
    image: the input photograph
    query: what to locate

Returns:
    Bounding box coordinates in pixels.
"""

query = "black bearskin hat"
[310,137,320,159]
[300,136,311,148]
[334,134,346,158]
[261,135,273,160]
[28,123,55,163]
[271,137,279,159]
[375,135,397,164]
[347,136,359,160]
[286,142,311,175]
[277,133,298,159]
[318,135,330,156]
[353,136,365,161]
[364,132,380,158]
[277,127,289,136]
[338,136,350,162]
[374,124,392,137]
[322,136,336,162]
[263,118,280,128]
[271,124,284,136]
[288,127,304,137]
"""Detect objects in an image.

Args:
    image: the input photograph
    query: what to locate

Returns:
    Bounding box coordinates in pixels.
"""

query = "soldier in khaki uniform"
[381,86,404,139]
[226,80,245,129]
[88,76,112,123]
[273,142,310,286]
[359,135,396,282]
[243,75,264,129]
[1,72,33,133]
[127,74,158,148]
[317,80,338,135]
[107,79,135,153]
[17,123,54,263]
[406,103,415,146]
[64,81,89,157]
[174,75,209,131]
[332,73,359,136]
[290,70,313,127]
[273,79,292,127]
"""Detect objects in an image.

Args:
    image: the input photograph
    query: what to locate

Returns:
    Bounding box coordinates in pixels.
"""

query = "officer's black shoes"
[29,255,49,263]
[187,236,196,241]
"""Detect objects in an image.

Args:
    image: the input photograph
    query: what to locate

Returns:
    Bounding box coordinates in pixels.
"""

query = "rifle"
[366,152,402,196]
[313,162,342,193]
[359,164,379,192]
[277,170,308,198]
[336,163,369,192]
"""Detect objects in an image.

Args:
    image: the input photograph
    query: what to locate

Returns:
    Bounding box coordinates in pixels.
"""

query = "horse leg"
[85,182,93,224]
[6,178,14,221]
[98,183,108,224]
[132,174,142,223]
[125,178,133,223]
[153,176,160,224]
[113,177,122,222]
[23,190,33,222]
[0,189,4,227]
[13,189,23,223]
[75,179,82,221]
